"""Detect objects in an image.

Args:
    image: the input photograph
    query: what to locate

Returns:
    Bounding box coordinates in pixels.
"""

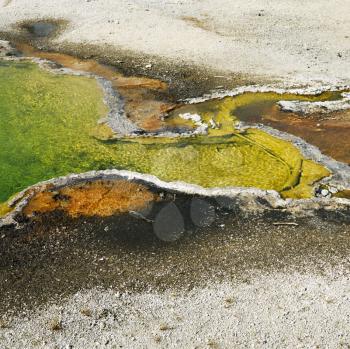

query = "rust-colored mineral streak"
[24,180,157,217]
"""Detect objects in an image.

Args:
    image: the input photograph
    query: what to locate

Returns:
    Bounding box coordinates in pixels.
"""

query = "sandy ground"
[2,270,350,349]
[0,0,350,85]
[1,213,350,348]
[1,1,350,347]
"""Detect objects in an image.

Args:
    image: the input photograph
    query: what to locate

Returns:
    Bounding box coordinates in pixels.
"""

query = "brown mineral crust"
[267,107,350,165]
[23,180,157,218]
[114,76,167,90]
[124,96,177,131]
[239,103,350,165]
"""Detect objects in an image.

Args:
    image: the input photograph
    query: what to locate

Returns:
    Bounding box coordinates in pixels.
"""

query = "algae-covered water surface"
[0,60,330,205]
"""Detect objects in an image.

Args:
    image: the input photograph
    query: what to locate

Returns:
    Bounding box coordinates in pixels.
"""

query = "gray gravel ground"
[2,270,350,348]
[0,213,350,348]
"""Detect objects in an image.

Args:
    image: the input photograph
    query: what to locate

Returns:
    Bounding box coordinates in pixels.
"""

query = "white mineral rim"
[183,84,350,105]
[278,92,350,114]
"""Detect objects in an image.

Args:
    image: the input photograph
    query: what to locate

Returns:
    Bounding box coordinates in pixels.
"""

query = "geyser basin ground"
[0,5,349,347]
[0,59,333,209]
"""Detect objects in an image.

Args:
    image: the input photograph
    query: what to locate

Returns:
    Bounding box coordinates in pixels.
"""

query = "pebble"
[329,187,338,194]
[321,189,329,197]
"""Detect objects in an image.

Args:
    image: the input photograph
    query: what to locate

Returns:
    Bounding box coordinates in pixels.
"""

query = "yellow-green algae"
[0,202,12,216]
[0,60,331,209]
[0,60,107,202]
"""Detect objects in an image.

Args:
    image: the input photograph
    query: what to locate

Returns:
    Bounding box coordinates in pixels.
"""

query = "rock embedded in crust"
[0,40,17,56]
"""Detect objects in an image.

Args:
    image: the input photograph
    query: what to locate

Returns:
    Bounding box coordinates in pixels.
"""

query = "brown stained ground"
[23,180,157,218]
[2,0,12,7]
[181,16,229,38]
[16,43,177,132]
[236,104,350,165]
[335,190,350,199]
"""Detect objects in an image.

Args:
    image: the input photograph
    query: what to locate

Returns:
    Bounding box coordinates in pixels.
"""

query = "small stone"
[179,113,201,123]
[329,187,338,194]
[207,339,219,348]
[49,317,62,331]
[80,308,92,317]
[224,297,235,307]
[209,119,219,129]
[154,335,161,343]
[321,189,329,197]
[0,320,10,329]
[159,323,171,331]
